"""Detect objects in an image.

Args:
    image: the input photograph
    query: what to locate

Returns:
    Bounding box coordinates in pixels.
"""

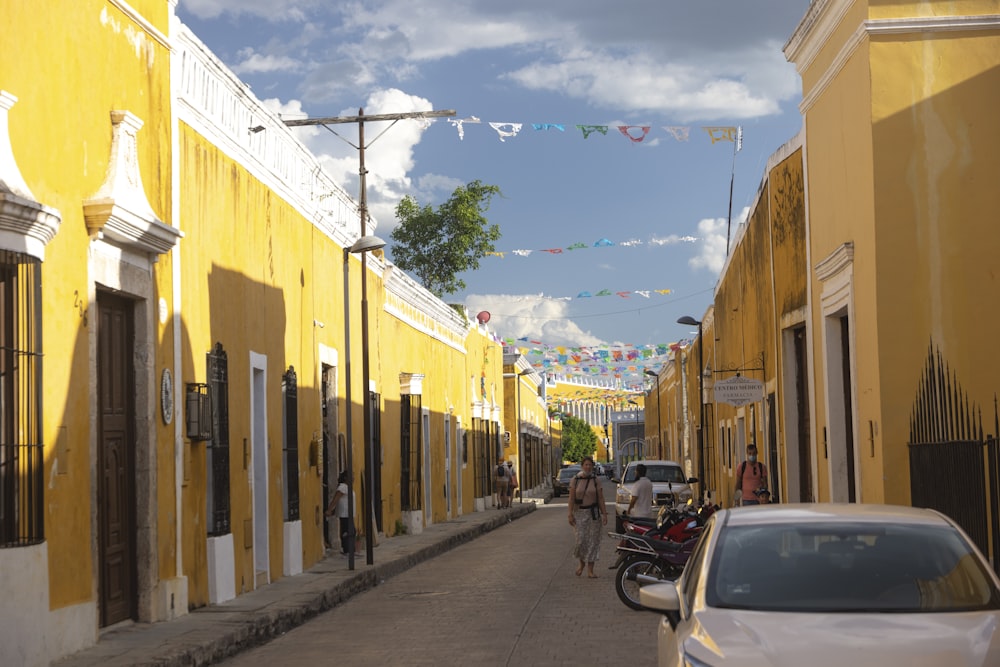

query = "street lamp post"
[342,234,386,570]
[504,369,532,503]
[677,315,705,500]
[644,370,662,459]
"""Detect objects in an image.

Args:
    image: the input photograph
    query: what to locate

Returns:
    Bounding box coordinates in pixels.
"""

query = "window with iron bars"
[0,251,43,547]
[207,343,230,536]
[282,366,300,521]
[400,394,422,511]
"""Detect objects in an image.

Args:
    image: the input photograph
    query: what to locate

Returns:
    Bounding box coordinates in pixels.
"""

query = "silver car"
[641,504,1000,666]
[615,460,695,517]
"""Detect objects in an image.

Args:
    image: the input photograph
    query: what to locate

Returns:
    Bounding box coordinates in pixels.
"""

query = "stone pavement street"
[219,483,660,667]
[54,500,540,667]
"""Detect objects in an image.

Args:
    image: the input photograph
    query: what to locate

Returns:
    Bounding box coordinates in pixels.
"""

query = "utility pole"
[285,108,455,564]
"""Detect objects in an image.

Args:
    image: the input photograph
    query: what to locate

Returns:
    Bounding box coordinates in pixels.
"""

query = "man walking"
[735,444,768,506]
[626,463,654,518]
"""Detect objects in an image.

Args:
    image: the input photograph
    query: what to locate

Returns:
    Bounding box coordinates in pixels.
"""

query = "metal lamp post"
[677,315,705,500]
[644,369,662,459]
[343,234,385,570]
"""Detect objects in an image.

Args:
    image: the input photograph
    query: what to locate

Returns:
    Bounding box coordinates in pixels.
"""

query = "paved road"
[221,479,661,666]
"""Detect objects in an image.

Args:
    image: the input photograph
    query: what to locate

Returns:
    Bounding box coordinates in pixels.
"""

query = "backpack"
[497,464,507,478]
[738,461,766,486]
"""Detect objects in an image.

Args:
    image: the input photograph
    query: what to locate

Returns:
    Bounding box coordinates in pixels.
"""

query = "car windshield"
[559,468,580,481]
[706,522,1000,613]
[623,464,685,484]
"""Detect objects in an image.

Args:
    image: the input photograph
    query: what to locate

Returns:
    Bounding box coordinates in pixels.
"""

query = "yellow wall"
[0,0,173,610]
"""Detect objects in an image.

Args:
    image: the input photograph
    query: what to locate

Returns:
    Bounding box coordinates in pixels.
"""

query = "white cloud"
[233,50,301,75]
[464,294,606,348]
[180,0,315,21]
[689,207,749,274]
[267,89,435,231]
[187,0,805,119]
[689,217,728,274]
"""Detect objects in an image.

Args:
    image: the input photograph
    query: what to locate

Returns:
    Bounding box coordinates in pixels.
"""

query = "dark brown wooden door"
[97,293,136,627]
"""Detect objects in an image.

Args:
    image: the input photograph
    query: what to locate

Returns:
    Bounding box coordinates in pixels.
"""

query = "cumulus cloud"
[183,0,804,118]
[232,50,301,75]
[464,294,606,348]
[266,89,435,230]
[688,207,749,274]
[688,217,729,274]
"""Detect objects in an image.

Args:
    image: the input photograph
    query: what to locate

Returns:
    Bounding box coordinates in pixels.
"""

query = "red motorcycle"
[609,498,719,610]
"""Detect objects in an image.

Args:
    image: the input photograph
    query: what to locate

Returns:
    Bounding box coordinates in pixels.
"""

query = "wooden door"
[97,293,136,626]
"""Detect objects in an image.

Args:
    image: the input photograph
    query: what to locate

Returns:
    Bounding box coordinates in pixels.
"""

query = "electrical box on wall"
[503,431,511,443]
[185,383,212,441]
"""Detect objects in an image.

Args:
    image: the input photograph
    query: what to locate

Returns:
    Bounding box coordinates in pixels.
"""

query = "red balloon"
[476,311,491,323]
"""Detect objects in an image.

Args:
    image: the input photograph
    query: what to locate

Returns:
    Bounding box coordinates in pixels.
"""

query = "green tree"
[561,414,599,463]
[390,180,502,297]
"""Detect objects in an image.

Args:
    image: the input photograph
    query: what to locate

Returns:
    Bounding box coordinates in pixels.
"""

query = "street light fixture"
[504,368,533,503]
[644,369,662,459]
[343,234,386,570]
[677,315,705,501]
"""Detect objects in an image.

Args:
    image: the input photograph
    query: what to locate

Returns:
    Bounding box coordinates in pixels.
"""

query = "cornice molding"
[108,0,172,51]
[795,13,1000,115]
[83,110,182,258]
[0,91,61,261]
[815,241,854,282]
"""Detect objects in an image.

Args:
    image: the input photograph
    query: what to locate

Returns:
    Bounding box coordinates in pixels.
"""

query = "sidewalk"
[55,499,542,667]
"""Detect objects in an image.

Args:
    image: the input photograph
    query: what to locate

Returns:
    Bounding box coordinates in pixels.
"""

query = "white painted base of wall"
[402,510,423,536]
[47,599,96,665]
[0,542,50,667]
[155,576,189,621]
[207,533,236,604]
[475,496,488,512]
[282,520,302,576]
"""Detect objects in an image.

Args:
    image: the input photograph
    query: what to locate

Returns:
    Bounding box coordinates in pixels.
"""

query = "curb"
[105,503,537,667]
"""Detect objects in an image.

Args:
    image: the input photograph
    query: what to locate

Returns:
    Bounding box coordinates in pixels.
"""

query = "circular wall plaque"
[161,368,174,425]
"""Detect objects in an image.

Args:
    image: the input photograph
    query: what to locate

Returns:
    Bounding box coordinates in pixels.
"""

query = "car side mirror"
[687,477,699,484]
[639,583,681,629]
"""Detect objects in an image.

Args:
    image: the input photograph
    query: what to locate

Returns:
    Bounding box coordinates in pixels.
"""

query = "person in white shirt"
[626,464,654,518]
[324,470,359,555]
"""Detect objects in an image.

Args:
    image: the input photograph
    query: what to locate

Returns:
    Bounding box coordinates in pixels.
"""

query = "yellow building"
[785,0,1000,533]
[660,1,1000,568]
[0,4,512,664]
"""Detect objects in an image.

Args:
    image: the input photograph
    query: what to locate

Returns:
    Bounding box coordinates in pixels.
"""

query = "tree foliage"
[389,180,502,297]
[560,414,599,463]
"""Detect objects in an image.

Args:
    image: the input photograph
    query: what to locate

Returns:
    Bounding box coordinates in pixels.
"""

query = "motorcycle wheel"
[615,556,672,611]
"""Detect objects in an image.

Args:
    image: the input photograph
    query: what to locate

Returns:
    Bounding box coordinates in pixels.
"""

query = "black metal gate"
[907,342,1000,573]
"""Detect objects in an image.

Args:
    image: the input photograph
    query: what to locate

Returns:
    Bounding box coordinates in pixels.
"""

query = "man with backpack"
[495,457,511,509]
[735,444,768,507]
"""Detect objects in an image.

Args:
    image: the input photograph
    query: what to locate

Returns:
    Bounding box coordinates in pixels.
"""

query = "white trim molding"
[83,111,183,258]
[0,91,62,261]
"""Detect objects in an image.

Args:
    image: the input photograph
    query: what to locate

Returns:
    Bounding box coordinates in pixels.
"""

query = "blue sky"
[177,0,810,383]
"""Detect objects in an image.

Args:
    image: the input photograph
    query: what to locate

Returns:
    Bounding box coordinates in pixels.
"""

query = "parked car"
[552,465,581,497]
[614,460,695,518]
[640,504,1000,667]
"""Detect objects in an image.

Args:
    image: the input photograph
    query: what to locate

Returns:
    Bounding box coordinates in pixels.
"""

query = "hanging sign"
[713,376,763,407]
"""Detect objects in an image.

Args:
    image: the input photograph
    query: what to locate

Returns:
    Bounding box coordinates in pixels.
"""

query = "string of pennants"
[442,117,744,148]
[506,338,693,388]
[485,235,698,260]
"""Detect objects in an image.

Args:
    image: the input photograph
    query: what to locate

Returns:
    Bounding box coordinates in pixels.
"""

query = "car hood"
[683,608,1000,666]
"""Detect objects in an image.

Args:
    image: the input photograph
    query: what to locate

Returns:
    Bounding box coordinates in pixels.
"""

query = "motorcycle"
[611,530,699,610]
[609,496,719,610]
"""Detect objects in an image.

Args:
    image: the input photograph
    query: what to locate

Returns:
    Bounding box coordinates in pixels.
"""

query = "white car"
[615,459,695,517]
[640,503,1000,667]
